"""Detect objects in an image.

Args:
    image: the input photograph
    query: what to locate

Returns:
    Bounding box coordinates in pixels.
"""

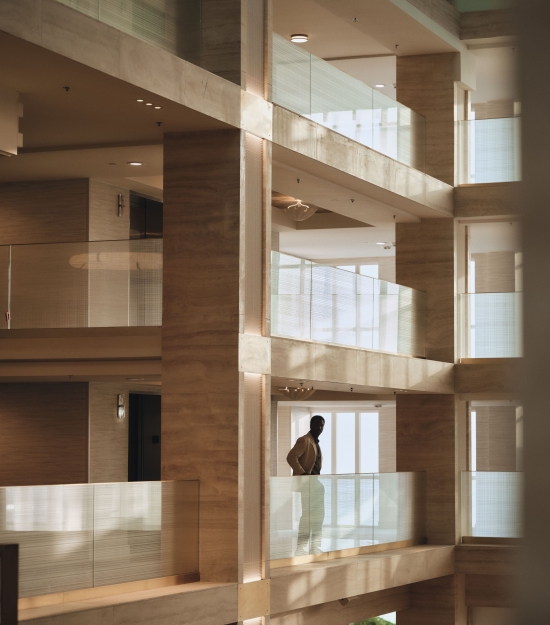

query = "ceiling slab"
[0,31,228,151]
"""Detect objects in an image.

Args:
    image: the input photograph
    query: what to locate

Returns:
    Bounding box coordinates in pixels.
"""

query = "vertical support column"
[400,575,466,625]
[396,219,456,364]
[396,54,457,185]
[162,128,270,585]
[519,1,550,621]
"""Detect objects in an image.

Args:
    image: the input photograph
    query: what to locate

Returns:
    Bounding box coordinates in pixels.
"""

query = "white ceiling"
[280,223,396,261]
[328,56,397,100]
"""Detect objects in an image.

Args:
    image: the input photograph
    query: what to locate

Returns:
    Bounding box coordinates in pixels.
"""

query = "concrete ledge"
[272,336,455,394]
[273,107,454,218]
[455,359,522,394]
[19,581,238,625]
[455,545,519,576]
[454,182,521,219]
[460,9,516,41]
[270,545,454,614]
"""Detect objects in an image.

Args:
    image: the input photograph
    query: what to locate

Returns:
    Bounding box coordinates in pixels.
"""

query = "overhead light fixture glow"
[374,84,385,88]
[279,382,316,401]
[136,99,144,102]
[154,106,161,109]
[283,199,318,222]
[145,102,153,106]
[128,162,143,166]
[290,34,308,43]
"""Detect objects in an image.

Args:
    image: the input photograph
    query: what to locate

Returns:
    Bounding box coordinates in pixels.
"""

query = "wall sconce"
[117,394,125,419]
[117,193,124,217]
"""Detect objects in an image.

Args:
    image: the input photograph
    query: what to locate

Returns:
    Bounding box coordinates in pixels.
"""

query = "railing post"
[0,544,18,624]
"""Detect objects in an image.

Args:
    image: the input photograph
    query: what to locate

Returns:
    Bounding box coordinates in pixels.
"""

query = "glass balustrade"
[459,292,522,358]
[272,252,426,357]
[454,0,513,11]
[54,0,192,60]
[0,480,198,598]
[0,239,162,329]
[270,472,425,560]
[272,34,426,171]
[462,472,522,538]
[458,117,521,183]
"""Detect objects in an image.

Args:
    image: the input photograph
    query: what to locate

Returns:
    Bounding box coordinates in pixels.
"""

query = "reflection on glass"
[272,252,426,357]
[270,472,425,560]
[272,34,426,171]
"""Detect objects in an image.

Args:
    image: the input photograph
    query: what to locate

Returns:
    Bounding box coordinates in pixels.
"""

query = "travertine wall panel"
[454,182,521,219]
[465,574,516,607]
[472,252,515,294]
[475,405,517,471]
[460,9,515,40]
[0,179,88,245]
[88,180,129,242]
[396,394,458,544]
[399,575,466,625]
[455,361,522,394]
[0,382,88,486]
[162,130,243,583]
[397,54,457,186]
[455,545,519,576]
[396,219,456,363]
[270,586,411,625]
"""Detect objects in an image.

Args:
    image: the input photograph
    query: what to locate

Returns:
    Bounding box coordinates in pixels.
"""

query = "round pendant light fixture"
[279,382,316,401]
[284,199,318,222]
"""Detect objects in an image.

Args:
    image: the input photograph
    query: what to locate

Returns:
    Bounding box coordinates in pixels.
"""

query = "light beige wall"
[88,381,161,483]
[0,382,88,486]
[472,252,516,293]
[379,406,396,473]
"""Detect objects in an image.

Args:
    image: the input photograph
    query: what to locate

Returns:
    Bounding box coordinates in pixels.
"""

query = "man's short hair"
[310,414,325,427]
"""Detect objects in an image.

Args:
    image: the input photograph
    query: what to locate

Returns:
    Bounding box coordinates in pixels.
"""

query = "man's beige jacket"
[286,432,322,475]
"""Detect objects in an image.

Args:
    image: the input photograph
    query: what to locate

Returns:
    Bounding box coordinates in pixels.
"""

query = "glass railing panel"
[273,34,426,172]
[270,473,425,560]
[462,472,522,538]
[374,472,426,545]
[459,117,521,183]
[272,252,426,357]
[3,239,162,329]
[0,245,9,330]
[0,480,198,598]
[459,292,522,358]
[454,0,513,11]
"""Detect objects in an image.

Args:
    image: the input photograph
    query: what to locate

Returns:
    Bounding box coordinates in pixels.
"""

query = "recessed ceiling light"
[127,162,143,166]
[145,102,153,106]
[291,34,308,43]
[126,378,145,381]
[376,242,386,245]
[154,106,161,109]
[374,84,385,88]
[136,99,144,102]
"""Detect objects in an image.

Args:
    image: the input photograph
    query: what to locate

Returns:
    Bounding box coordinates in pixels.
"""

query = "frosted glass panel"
[3,239,162,329]
[336,414,356,474]
[0,481,198,598]
[459,117,521,183]
[272,252,426,357]
[460,293,522,358]
[272,34,426,171]
[270,473,425,560]
[462,472,522,538]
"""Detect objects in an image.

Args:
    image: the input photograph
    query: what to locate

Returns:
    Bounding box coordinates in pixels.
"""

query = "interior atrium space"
[0,1,549,625]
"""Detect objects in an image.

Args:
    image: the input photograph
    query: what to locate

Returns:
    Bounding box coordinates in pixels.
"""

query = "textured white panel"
[460,292,522,358]
[272,252,426,357]
[270,472,425,560]
[462,471,522,538]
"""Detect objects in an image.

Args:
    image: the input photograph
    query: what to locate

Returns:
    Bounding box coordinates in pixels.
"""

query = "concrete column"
[162,128,270,584]
[396,54,457,185]
[518,1,550,622]
[396,219,456,364]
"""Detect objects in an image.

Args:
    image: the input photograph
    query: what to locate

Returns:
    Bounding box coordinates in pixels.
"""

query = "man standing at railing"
[287,415,326,556]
